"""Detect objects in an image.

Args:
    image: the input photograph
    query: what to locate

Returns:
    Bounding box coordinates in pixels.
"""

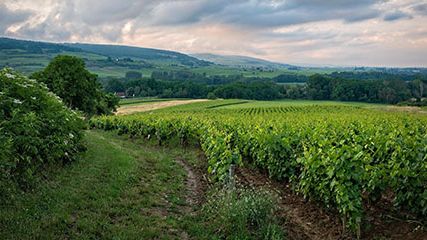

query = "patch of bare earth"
[374,105,427,114]
[175,155,208,213]
[174,155,209,240]
[236,167,426,240]
[116,99,209,115]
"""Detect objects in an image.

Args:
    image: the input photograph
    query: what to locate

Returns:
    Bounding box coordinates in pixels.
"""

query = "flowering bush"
[0,68,85,199]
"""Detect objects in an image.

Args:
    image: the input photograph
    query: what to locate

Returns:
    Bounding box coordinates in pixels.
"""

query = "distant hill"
[4,37,423,81]
[0,37,83,54]
[0,37,212,78]
[191,53,296,70]
[66,43,210,67]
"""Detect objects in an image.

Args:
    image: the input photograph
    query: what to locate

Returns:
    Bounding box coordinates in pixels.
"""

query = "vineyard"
[90,100,427,234]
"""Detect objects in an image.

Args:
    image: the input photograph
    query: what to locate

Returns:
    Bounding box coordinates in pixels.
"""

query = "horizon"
[2,0,427,67]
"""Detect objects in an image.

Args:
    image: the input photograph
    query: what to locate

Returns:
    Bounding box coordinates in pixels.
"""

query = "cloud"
[1,0,427,67]
[0,3,32,33]
[412,3,427,15]
[383,10,412,21]
[206,0,381,28]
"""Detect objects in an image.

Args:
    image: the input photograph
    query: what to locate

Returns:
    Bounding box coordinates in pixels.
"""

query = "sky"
[1,0,427,67]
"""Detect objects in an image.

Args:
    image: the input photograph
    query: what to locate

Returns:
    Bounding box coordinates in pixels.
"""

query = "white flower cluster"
[47,91,63,103]
[17,83,33,88]
[5,73,15,79]
[13,99,23,104]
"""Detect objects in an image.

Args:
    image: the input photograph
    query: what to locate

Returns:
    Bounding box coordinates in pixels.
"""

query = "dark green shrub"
[0,68,85,199]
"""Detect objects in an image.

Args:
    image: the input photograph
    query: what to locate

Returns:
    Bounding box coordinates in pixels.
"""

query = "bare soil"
[371,105,427,114]
[116,99,209,115]
[235,167,426,240]
[175,157,207,212]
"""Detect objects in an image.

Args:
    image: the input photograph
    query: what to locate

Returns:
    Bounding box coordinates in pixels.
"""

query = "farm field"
[90,99,427,239]
[2,97,426,239]
[116,99,209,115]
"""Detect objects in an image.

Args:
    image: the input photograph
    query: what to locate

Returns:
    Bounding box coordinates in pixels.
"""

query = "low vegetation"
[0,68,85,200]
[0,131,194,239]
[91,100,427,235]
[202,187,284,240]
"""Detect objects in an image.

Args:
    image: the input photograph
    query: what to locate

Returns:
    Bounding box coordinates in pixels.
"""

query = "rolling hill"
[0,37,212,78]
[191,53,296,70]
[65,43,210,66]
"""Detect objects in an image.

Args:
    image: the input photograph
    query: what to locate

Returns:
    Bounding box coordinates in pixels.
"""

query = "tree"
[31,55,119,116]
[125,71,142,80]
[105,78,125,93]
[306,74,333,100]
[409,79,426,100]
[207,92,217,100]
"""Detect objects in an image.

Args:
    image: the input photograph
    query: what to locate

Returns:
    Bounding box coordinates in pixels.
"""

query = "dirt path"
[116,99,209,115]
[367,105,427,114]
[175,156,208,240]
[176,158,199,211]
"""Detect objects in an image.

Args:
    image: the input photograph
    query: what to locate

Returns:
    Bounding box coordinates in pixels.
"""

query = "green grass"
[0,130,204,239]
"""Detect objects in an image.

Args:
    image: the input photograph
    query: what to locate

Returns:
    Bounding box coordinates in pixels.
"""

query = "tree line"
[105,77,282,100]
[104,69,427,104]
[302,74,426,104]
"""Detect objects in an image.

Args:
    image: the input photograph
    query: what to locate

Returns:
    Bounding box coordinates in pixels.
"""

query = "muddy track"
[235,167,426,240]
[175,156,209,240]
[175,158,200,212]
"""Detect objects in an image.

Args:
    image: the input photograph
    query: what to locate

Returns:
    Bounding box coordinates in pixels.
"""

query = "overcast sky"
[1,0,427,67]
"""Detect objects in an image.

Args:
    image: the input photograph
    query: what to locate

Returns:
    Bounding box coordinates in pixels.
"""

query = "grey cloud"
[208,0,381,28]
[383,10,412,21]
[149,0,231,25]
[5,0,388,41]
[412,3,427,16]
[77,0,156,25]
[0,3,33,33]
[15,21,72,40]
[2,0,427,67]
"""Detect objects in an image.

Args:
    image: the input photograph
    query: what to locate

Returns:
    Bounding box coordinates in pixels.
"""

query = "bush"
[0,68,85,200]
[207,92,217,100]
[202,186,285,240]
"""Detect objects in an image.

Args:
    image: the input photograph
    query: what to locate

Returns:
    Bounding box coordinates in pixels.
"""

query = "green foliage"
[0,68,85,199]
[306,74,414,104]
[207,92,217,100]
[31,55,119,116]
[125,71,142,80]
[90,102,427,234]
[202,187,284,240]
[213,81,282,100]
